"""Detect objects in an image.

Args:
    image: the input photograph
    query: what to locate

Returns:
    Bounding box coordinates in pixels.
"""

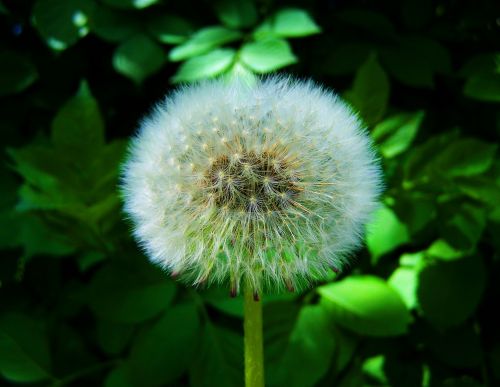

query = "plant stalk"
[243,283,265,387]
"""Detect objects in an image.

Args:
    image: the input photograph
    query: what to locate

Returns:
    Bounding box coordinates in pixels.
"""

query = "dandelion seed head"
[122,76,383,294]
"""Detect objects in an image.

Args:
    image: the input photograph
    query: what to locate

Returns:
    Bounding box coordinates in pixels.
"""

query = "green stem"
[243,283,265,387]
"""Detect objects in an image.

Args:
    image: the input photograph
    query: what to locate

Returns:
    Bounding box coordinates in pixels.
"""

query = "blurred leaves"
[0,51,38,96]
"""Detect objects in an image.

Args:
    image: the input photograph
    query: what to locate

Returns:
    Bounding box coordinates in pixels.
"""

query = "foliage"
[1,0,499,386]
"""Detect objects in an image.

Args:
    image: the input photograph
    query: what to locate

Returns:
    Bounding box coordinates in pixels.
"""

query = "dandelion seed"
[122,76,382,294]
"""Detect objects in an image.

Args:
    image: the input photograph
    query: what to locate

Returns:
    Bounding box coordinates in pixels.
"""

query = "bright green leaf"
[87,261,176,323]
[240,38,297,73]
[270,8,321,38]
[318,275,412,336]
[129,303,200,386]
[362,355,387,384]
[427,239,466,261]
[169,26,241,62]
[147,14,193,44]
[366,204,410,263]
[172,48,235,83]
[345,53,390,125]
[417,257,486,329]
[113,34,166,83]
[388,267,419,309]
[214,0,257,29]
[372,111,425,158]
[0,314,51,383]
[32,0,94,50]
[0,51,38,96]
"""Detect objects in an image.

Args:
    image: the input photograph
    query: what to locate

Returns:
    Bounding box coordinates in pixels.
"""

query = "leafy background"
[1,0,499,386]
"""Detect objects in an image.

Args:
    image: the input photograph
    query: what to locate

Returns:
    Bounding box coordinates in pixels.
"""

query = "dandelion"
[122,76,382,295]
[122,76,382,387]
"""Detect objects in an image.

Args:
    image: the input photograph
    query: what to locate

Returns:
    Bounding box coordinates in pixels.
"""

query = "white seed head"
[122,76,382,294]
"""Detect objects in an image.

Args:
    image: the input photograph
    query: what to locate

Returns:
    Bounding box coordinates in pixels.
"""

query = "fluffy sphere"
[122,76,382,294]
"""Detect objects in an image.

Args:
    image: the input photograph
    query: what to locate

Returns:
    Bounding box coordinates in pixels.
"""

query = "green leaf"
[362,355,387,384]
[104,363,134,387]
[345,53,390,125]
[102,0,158,9]
[129,303,200,386]
[268,304,336,387]
[381,37,451,88]
[190,322,243,387]
[261,8,321,38]
[32,0,94,50]
[0,314,51,383]
[87,261,176,323]
[169,26,241,62]
[51,80,105,157]
[147,14,193,44]
[366,204,410,263]
[89,4,141,42]
[318,275,412,337]
[113,34,166,83]
[440,202,487,251]
[96,321,134,355]
[214,0,257,29]
[417,257,486,329]
[372,111,425,158]
[464,72,500,102]
[435,139,497,177]
[388,267,419,309]
[319,42,371,76]
[427,239,467,261]
[240,38,297,73]
[171,49,235,83]
[0,51,38,96]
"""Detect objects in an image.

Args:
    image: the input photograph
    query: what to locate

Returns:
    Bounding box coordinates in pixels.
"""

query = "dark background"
[1,0,499,386]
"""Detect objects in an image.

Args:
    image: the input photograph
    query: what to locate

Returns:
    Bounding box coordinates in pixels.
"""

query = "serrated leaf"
[129,303,200,386]
[366,204,410,263]
[32,0,94,50]
[345,53,390,125]
[214,0,257,29]
[190,322,243,387]
[417,257,486,329]
[169,26,241,62]
[318,276,412,337]
[102,0,158,9]
[147,14,193,44]
[268,304,336,387]
[171,48,235,83]
[51,80,105,157]
[0,51,38,96]
[113,34,166,83]
[87,261,176,323]
[240,38,297,73]
[372,111,424,158]
[0,314,51,383]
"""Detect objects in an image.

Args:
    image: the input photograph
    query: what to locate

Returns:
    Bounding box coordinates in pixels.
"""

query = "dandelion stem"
[244,283,264,387]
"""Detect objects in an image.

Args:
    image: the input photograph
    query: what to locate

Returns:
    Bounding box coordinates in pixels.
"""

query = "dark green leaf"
[113,34,166,83]
[0,51,38,96]
[318,275,412,336]
[240,38,297,73]
[90,4,141,42]
[169,26,241,62]
[171,49,235,83]
[129,303,200,386]
[87,261,176,323]
[32,0,94,50]
[345,53,390,125]
[102,0,158,9]
[417,256,486,329]
[190,322,243,387]
[147,14,193,44]
[464,72,500,103]
[0,314,51,383]
[214,0,257,29]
